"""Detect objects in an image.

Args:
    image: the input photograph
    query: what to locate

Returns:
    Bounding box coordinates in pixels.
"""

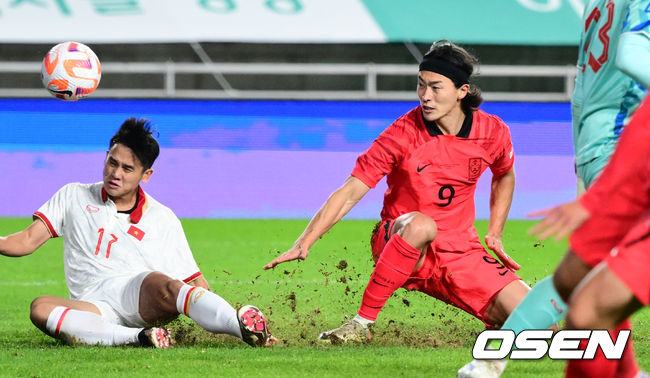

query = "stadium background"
[0,0,582,220]
[2,2,649,377]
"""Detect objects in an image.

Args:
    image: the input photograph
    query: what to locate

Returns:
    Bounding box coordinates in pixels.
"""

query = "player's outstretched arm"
[528,200,590,241]
[263,176,370,270]
[0,219,51,257]
[487,166,520,271]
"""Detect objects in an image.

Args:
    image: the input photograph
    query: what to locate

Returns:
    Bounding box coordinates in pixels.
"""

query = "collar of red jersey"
[100,185,147,224]
[421,107,473,138]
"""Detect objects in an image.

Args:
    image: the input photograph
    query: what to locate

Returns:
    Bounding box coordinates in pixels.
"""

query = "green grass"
[0,218,647,377]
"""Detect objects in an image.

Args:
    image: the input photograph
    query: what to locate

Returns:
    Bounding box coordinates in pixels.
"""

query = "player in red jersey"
[460,1,650,375]
[264,40,531,345]
[528,96,650,378]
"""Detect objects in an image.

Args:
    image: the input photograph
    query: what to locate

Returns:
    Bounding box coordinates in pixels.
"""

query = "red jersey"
[352,106,514,250]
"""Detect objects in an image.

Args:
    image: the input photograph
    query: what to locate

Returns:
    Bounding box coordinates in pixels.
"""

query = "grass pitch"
[0,218,647,377]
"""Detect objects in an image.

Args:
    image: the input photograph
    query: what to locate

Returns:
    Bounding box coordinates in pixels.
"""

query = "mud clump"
[285,292,297,312]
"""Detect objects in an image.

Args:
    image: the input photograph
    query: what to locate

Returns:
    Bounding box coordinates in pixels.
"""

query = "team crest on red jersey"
[468,158,482,181]
[86,204,99,213]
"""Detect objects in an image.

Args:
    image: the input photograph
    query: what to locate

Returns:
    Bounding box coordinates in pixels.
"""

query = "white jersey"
[34,182,201,300]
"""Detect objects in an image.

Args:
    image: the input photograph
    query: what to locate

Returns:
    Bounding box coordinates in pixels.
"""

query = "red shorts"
[571,207,648,268]
[570,164,650,305]
[572,208,650,306]
[370,220,521,326]
[571,155,650,267]
[603,216,650,305]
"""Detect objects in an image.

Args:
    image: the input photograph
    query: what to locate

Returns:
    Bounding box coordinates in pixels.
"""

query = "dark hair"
[109,117,160,170]
[423,40,483,113]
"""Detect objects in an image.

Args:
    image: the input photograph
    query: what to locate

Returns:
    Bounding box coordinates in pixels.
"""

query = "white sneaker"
[457,359,507,378]
[318,317,372,344]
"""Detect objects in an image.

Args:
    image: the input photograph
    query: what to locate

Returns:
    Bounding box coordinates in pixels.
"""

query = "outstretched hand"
[263,244,309,270]
[485,235,521,271]
[528,200,590,241]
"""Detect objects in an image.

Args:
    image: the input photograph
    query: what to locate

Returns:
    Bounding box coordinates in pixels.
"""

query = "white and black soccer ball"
[41,41,101,101]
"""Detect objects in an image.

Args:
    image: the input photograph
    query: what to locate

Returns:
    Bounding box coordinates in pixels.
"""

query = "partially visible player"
[458,0,650,376]
[530,95,650,378]
[0,118,276,348]
[574,0,650,191]
[264,40,531,349]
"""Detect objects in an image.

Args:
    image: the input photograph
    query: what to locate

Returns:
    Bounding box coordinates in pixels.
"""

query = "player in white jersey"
[458,1,650,377]
[0,118,276,348]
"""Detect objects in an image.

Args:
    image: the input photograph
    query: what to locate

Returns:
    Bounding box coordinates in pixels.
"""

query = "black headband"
[419,56,470,85]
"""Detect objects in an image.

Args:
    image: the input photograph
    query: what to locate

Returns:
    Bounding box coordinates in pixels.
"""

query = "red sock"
[358,234,421,321]
[616,319,639,378]
[565,320,636,378]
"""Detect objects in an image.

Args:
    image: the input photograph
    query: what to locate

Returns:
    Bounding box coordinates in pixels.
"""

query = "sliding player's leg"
[30,295,168,347]
[139,271,276,347]
[319,212,434,343]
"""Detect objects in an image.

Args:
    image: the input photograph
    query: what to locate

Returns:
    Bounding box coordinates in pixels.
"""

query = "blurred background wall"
[0,0,584,219]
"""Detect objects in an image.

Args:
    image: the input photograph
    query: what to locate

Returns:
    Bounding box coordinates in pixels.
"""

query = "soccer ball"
[41,41,101,101]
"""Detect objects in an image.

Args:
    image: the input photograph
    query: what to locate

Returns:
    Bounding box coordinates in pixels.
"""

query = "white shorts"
[78,271,152,328]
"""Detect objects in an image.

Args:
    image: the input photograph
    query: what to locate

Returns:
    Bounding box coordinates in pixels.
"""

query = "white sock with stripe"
[175,284,242,338]
[45,306,142,346]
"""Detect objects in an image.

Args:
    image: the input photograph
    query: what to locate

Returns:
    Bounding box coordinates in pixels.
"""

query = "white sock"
[175,285,242,338]
[354,314,375,326]
[45,306,141,346]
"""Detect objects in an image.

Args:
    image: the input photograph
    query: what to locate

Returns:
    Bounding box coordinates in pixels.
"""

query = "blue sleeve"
[616,32,650,88]
[616,0,650,87]
[621,0,650,35]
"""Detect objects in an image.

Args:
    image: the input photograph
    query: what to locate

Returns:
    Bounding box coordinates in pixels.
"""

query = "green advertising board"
[362,0,583,45]
[0,0,583,45]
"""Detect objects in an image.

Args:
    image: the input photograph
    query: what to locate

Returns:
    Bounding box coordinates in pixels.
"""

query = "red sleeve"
[33,211,58,238]
[488,117,515,176]
[579,96,650,214]
[32,183,74,238]
[183,272,203,283]
[351,118,412,188]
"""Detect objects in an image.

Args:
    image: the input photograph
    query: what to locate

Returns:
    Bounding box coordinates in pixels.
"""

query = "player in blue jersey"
[573,0,650,190]
[458,1,650,377]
